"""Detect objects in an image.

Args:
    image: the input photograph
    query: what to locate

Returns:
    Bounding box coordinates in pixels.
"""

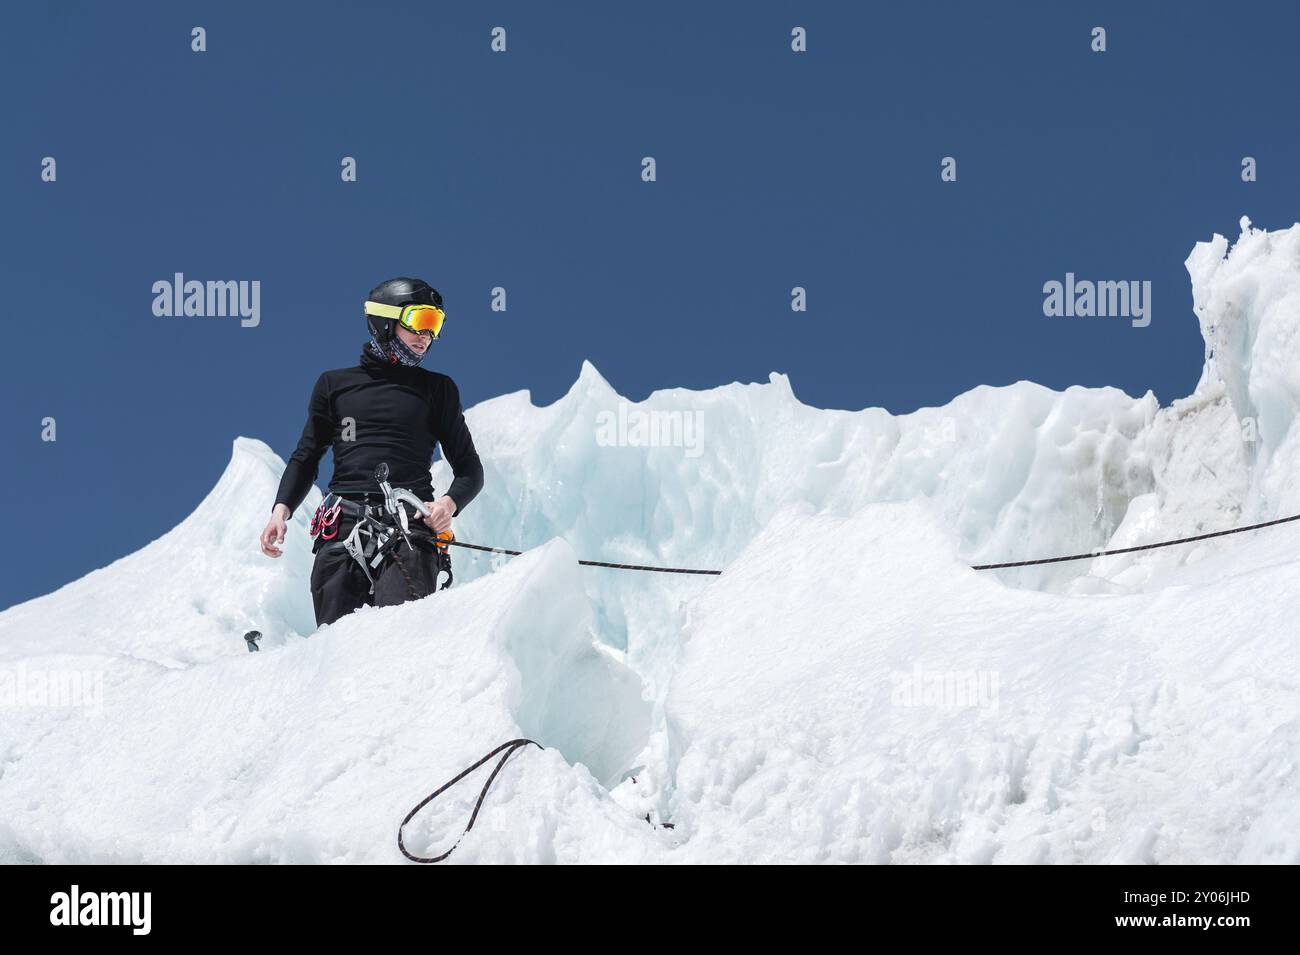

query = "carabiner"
[318,502,343,540]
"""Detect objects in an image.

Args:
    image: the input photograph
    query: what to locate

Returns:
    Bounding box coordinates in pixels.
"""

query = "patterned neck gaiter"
[367,333,426,367]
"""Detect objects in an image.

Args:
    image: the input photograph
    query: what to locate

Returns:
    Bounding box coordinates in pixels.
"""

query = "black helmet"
[365,277,443,342]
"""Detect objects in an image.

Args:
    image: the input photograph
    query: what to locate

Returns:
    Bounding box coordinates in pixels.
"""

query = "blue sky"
[3,0,1299,609]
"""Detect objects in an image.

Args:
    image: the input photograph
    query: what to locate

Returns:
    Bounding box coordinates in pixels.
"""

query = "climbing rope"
[447,539,722,575]
[398,510,1300,861]
[449,511,1300,576]
[391,544,426,600]
[398,738,542,864]
[969,511,1300,570]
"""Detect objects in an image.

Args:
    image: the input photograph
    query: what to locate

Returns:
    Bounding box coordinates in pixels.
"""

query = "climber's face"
[395,323,430,355]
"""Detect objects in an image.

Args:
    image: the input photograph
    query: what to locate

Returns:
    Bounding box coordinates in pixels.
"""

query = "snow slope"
[1,218,1298,863]
[664,502,1299,863]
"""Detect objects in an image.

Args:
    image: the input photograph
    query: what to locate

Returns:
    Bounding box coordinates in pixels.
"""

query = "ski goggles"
[364,301,446,338]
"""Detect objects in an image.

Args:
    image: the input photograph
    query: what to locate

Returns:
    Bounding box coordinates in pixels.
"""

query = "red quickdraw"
[310,499,344,540]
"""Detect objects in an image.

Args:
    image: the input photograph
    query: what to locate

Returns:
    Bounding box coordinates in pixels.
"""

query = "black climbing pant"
[310,520,448,627]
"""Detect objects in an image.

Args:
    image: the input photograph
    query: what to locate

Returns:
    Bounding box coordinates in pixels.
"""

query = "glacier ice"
[1,219,1298,863]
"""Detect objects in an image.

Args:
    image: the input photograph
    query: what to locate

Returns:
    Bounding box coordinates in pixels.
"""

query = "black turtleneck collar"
[360,345,394,369]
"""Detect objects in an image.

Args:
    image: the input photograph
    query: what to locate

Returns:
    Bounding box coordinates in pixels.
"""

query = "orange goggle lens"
[399,304,445,338]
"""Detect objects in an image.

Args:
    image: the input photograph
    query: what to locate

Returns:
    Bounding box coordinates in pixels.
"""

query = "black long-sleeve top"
[273,347,484,517]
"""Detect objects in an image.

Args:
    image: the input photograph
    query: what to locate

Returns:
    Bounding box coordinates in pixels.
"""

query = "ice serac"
[441,359,1158,614]
[486,538,652,788]
[1184,216,1300,515]
[441,220,1300,601]
[1094,217,1300,588]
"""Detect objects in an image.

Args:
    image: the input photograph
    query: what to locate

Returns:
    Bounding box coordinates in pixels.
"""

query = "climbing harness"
[330,509,447,598]
[339,515,387,594]
[398,738,541,864]
[313,465,456,598]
